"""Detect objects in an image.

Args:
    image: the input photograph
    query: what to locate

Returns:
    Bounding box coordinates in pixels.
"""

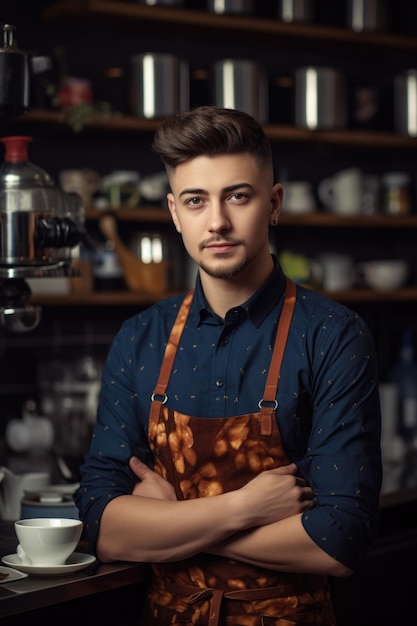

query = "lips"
[206,243,236,254]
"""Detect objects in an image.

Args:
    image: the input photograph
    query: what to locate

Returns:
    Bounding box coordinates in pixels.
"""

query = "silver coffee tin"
[395,69,417,137]
[346,0,387,32]
[129,53,189,119]
[206,0,254,15]
[137,1,185,6]
[213,59,268,123]
[277,0,314,23]
[295,66,347,130]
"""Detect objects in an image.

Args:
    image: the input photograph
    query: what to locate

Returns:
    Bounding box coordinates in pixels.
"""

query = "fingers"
[129,456,149,479]
[272,462,298,475]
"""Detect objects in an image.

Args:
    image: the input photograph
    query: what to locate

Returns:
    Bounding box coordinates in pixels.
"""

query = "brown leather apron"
[145,279,336,625]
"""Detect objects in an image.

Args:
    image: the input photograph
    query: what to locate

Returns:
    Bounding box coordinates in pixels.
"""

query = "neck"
[199,253,274,319]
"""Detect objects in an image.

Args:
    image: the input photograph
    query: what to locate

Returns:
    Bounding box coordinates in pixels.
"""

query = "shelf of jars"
[11,110,417,150]
[40,0,417,55]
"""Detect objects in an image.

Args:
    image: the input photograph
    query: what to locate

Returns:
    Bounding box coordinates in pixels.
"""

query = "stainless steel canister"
[295,66,347,130]
[213,59,268,123]
[206,0,254,14]
[346,0,387,32]
[276,0,315,23]
[137,1,185,6]
[395,69,417,137]
[129,53,189,119]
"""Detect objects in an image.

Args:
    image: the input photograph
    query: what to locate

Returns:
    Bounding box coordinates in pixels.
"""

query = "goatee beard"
[198,257,249,279]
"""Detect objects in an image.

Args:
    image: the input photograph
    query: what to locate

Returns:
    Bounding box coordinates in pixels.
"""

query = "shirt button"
[215,380,223,388]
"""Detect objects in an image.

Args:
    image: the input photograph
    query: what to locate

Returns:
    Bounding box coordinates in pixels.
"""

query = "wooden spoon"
[98,213,168,296]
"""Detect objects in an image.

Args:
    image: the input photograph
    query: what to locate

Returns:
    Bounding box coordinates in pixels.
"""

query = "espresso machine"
[0,23,88,332]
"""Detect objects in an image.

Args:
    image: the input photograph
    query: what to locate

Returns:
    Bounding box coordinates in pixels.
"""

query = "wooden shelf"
[85,206,170,222]
[30,290,182,306]
[315,288,417,302]
[41,0,417,55]
[30,286,417,307]
[8,110,417,150]
[84,206,417,228]
[278,213,417,228]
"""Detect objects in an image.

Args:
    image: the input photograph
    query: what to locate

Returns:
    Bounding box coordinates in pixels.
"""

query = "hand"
[129,456,177,501]
[238,463,313,527]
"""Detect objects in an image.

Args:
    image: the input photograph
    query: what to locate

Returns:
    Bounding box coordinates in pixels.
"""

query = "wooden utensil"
[98,213,168,296]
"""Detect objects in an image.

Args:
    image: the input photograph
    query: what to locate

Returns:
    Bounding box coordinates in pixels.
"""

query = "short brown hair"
[152,105,272,172]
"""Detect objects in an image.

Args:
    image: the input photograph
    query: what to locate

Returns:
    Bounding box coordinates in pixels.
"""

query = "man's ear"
[270,183,283,223]
[167,193,182,233]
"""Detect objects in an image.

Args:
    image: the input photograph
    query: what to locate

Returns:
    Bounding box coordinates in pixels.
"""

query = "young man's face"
[166,153,282,281]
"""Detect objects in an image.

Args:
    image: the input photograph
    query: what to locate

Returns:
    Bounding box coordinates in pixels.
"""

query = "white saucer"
[1,552,96,576]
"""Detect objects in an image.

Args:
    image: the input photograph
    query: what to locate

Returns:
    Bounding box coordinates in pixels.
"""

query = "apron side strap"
[152,289,195,398]
[263,277,297,403]
[149,290,194,441]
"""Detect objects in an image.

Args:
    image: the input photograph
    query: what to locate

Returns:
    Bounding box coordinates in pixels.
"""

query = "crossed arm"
[96,457,351,577]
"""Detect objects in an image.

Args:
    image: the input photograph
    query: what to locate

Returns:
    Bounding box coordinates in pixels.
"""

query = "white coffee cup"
[0,468,50,521]
[15,518,83,566]
[282,181,316,214]
[59,168,100,209]
[317,253,356,292]
[318,167,363,215]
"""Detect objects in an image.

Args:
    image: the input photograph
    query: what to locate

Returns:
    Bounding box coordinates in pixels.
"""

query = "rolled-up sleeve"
[297,308,382,570]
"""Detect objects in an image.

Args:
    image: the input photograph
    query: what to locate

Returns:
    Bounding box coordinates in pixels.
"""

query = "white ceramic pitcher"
[0,467,49,521]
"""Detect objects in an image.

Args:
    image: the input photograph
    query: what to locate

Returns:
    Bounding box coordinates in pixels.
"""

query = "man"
[75,106,382,625]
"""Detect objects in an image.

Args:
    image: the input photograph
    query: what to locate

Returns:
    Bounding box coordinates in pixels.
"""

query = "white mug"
[0,468,50,521]
[15,518,83,566]
[317,253,356,292]
[282,181,316,214]
[318,168,363,215]
[59,168,100,208]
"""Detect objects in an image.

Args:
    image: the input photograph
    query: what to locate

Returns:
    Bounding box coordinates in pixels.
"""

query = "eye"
[228,192,249,203]
[185,196,202,206]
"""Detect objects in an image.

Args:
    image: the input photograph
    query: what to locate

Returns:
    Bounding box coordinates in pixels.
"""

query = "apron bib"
[145,279,336,626]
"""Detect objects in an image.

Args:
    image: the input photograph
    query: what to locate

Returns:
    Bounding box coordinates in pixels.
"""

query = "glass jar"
[382,172,412,215]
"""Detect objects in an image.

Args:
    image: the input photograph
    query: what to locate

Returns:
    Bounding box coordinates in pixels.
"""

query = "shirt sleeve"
[74,318,154,554]
[298,311,382,571]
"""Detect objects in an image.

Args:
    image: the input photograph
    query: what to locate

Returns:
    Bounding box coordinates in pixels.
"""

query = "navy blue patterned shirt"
[74,256,382,571]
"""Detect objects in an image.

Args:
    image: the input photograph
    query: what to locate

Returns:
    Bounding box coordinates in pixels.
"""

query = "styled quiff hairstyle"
[152,105,273,173]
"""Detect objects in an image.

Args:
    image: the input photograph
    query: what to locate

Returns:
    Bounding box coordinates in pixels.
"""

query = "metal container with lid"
[346,0,387,32]
[295,66,347,130]
[213,59,268,124]
[277,0,315,23]
[206,0,254,14]
[129,53,189,119]
[381,172,412,215]
[395,69,417,137]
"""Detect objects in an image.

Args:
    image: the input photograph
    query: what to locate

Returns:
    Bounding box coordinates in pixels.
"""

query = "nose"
[207,199,231,233]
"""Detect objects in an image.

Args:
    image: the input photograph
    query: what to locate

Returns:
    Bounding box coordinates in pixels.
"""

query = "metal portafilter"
[0,278,41,332]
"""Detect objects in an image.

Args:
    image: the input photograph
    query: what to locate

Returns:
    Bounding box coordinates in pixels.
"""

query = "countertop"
[0,521,150,620]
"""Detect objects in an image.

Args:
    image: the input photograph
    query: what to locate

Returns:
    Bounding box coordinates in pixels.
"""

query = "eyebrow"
[178,183,254,198]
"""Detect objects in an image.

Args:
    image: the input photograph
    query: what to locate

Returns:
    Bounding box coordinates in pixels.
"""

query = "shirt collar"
[191,255,286,328]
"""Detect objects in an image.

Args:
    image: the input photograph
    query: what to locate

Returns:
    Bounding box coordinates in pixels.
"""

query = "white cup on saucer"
[318,167,363,215]
[15,518,83,567]
[282,181,316,214]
